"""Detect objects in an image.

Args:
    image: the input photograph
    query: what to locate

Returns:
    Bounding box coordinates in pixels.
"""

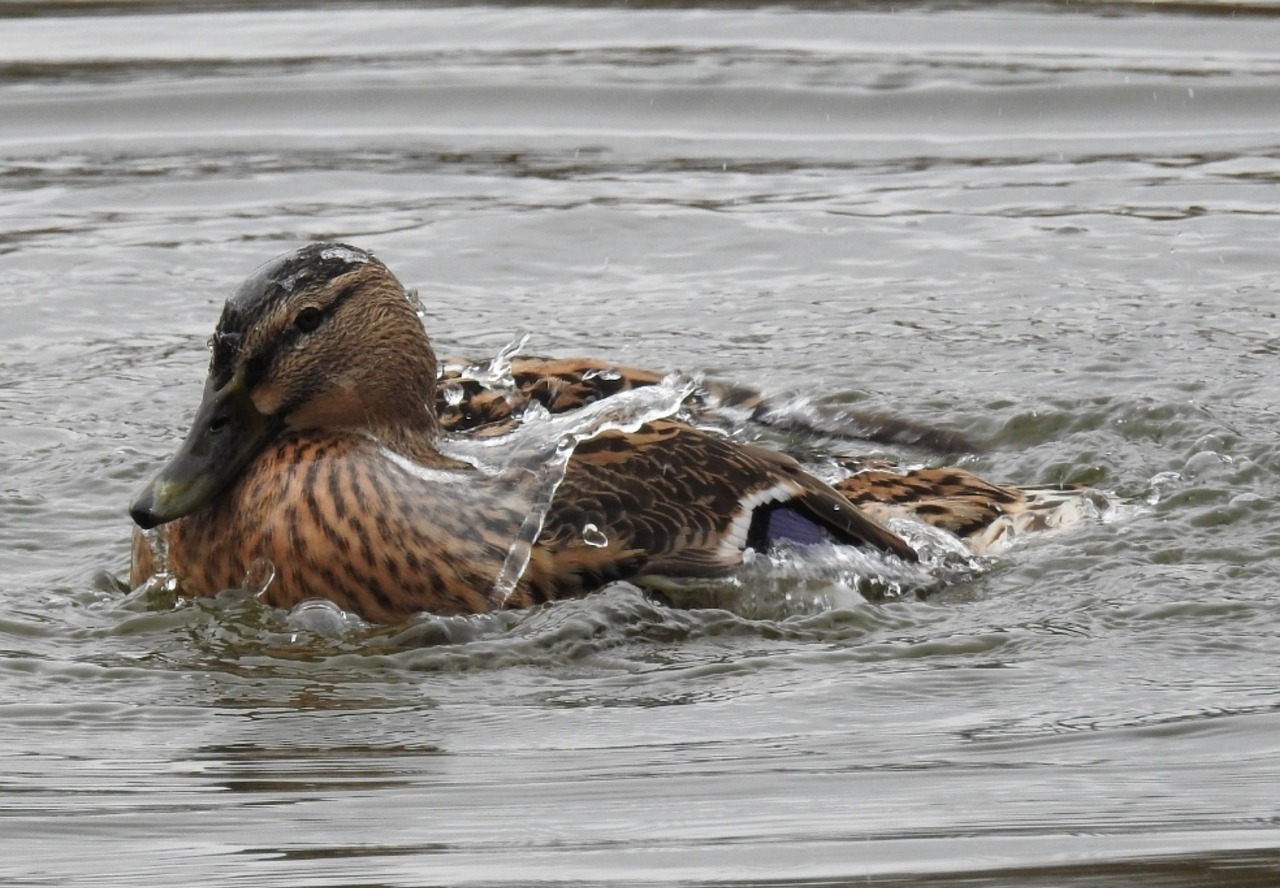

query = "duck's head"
[130,243,439,530]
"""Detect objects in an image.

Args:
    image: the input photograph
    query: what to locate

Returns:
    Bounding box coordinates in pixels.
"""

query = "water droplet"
[242,557,276,599]
[582,368,622,382]
[406,287,429,322]
[582,523,609,548]
[517,401,551,423]
[142,570,178,597]
[141,526,170,568]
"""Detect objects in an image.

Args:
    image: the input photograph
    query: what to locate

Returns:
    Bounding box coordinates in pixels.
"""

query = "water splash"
[1146,470,1183,506]
[242,557,277,599]
[440,381,465,407]
[486,332,529,389]
[706,390,980,454]
[886,518,985,577]
[127,527,179,599]
[406,286,428,322]
[449,332,531,407]
[655,539,935,619]
[437,374,696,608]
[318,244,372,266]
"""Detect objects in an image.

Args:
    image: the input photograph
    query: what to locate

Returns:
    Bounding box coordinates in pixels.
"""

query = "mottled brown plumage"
[129,243,932,623]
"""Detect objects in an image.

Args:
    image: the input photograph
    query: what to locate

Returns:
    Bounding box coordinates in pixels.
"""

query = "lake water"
[3,2,1280,885]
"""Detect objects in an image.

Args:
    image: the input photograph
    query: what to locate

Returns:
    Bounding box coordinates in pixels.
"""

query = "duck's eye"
[294,306,323,333]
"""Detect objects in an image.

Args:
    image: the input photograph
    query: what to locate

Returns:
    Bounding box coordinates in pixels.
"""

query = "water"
[3,2,1280,885]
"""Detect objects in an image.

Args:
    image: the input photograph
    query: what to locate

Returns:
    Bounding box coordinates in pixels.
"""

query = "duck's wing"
[832,462,1095,554]
[523,419,916,600]
[439,354,979,453]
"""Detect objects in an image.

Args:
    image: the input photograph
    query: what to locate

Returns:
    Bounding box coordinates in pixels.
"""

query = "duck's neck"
[364,411,471,470]
[341,314,474,469]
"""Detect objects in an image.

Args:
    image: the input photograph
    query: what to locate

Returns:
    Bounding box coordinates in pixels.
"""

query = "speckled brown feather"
[136,433,517,621]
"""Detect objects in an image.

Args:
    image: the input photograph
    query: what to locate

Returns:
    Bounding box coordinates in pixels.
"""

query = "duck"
[128,243,1091,623]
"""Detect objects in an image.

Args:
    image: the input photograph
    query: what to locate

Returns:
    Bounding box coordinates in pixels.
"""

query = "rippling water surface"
[4,2,1280,885]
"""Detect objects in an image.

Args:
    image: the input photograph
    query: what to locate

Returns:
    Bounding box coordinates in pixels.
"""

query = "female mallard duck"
[129,243,1088,623]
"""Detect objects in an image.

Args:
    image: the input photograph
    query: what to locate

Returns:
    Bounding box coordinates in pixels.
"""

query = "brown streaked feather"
[147,432,531,623]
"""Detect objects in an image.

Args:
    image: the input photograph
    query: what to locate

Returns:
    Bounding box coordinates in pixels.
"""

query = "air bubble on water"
[1184,450,1231,478]
[287,598,362,637]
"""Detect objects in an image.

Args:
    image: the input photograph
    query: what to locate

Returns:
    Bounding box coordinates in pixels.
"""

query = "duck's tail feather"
[832,462,1103,555]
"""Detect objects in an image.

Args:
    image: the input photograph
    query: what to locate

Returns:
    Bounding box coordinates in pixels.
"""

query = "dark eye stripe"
[329,281,363,313]
[239,278,370,393]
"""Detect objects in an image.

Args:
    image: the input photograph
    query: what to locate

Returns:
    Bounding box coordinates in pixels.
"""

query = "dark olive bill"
[129,368,280,530]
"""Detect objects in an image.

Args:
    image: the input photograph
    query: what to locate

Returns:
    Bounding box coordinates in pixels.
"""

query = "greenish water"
[2,2,1280,885]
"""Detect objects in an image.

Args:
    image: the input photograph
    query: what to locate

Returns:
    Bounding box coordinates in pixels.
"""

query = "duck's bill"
[129,370,279,530]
